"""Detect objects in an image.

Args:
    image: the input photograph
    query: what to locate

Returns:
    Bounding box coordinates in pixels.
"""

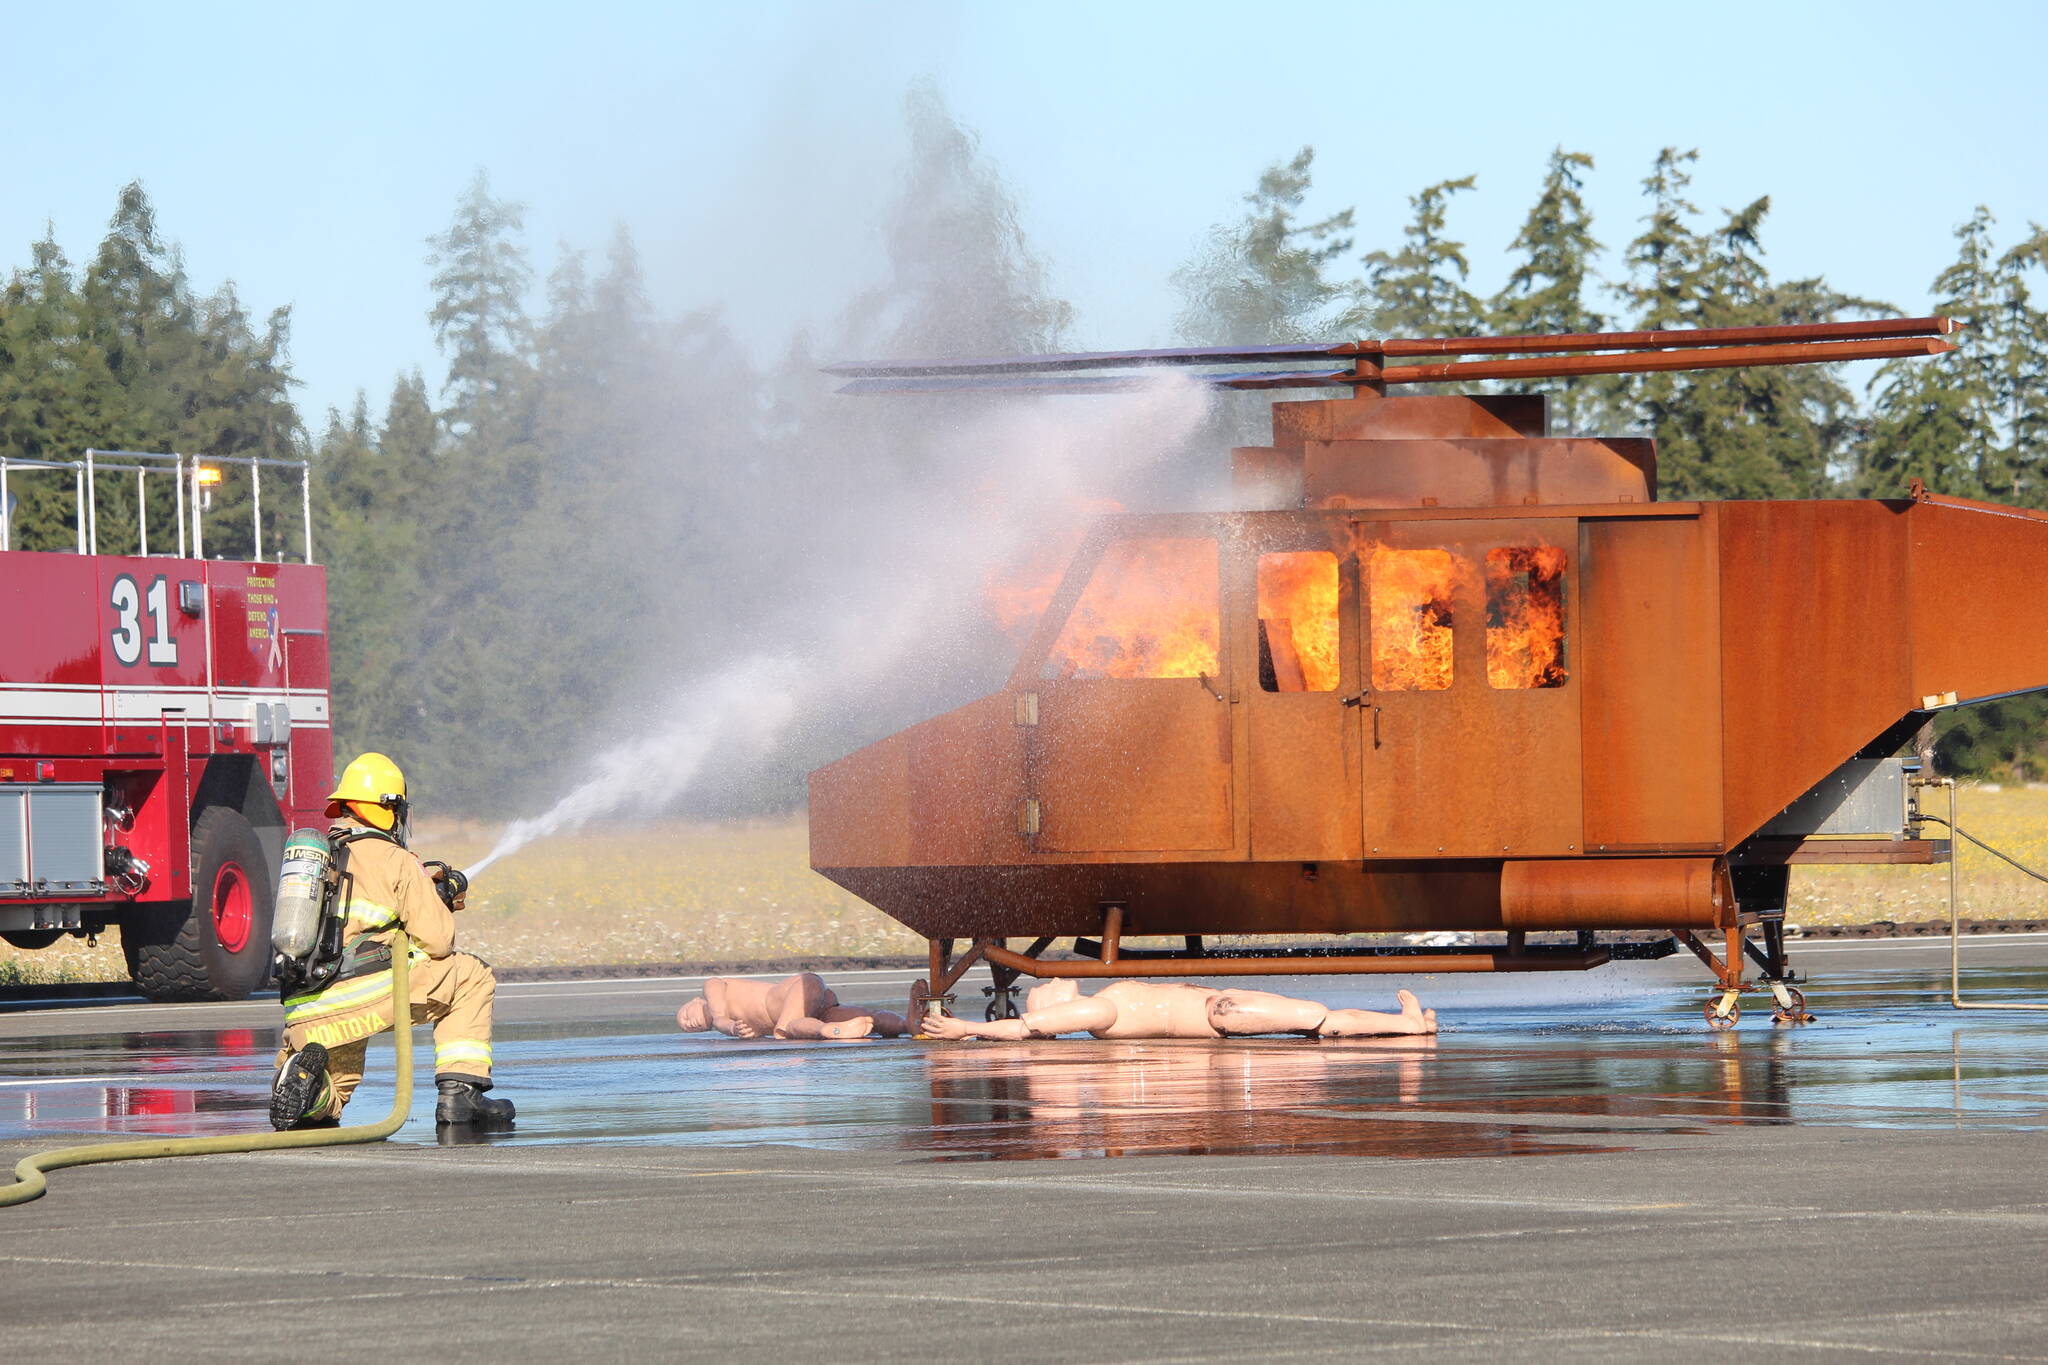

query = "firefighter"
[269,752,514,1130]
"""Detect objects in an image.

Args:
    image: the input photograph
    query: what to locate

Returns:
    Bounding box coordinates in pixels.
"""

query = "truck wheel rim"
[212,863,252,953]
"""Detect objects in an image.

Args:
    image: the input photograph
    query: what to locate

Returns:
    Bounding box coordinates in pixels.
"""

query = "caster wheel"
[1772,987,1814,1024]
[1705,999,1740,1030]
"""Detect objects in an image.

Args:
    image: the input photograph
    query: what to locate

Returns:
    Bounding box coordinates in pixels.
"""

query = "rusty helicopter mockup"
[809,317,2030,1027]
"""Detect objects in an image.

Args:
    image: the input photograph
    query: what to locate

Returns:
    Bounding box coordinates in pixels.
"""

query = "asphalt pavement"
[2,937,2046,1362]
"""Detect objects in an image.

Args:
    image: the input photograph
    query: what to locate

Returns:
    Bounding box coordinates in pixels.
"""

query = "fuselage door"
[1025,530,1234,854]
[1354,517,1583,859]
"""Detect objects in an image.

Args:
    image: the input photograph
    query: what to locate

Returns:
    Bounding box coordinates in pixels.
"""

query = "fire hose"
[0,943,413,1209]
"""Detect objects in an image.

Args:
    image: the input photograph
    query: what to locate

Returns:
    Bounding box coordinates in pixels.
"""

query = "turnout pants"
[275,951,497,1120]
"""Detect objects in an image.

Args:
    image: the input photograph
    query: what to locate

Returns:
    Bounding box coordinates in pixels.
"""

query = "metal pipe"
[982,944,1608,977]
[174,455,186,558]
[137,467,147,557]
[1,460,9,552]
[1377,315,1958,358]
[191,461,204,562]
[1943,779,2048,1011]
[1380,336,1952,387]
[252,459,263,563]
[84,448,97,555]
[73,463,84,554]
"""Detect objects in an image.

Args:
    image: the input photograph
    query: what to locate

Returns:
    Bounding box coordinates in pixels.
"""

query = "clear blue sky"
[4,0,2043,425]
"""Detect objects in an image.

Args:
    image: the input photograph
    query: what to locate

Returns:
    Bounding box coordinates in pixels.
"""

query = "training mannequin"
[676,972,910,1040]
[921,979,1437,1041]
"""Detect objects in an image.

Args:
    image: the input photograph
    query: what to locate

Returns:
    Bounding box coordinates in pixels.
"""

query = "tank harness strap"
[328,827,406,979]
[331,935,393,983]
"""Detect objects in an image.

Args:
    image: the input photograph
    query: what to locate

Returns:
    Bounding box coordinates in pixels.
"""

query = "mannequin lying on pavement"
[676,972,911,1040]
[921,979,1437,1041]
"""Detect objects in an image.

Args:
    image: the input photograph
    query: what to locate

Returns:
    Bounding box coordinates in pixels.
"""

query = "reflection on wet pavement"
[4,963,2046,1161]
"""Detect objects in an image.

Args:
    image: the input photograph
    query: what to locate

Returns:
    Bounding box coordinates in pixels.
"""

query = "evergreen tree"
[1173,147,1354,346]
[426,170,533,436]
[1614,149,1706,460]
[1999,224,2048,504]
[1172,147,1354,447]
[0,230,114,548]
[1622,148,1703,330]
[1933,697,2048,780]
[1618,154,1872,499]
[1864,209,2006,498]
[384,171,546,804]
[1,186,301,558]
[313,394,393,758]
[1490,149,1606,431]
[849,81,1072,362]
[1352,176,1484,338]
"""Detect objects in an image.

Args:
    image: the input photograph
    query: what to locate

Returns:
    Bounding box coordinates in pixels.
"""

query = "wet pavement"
[8,937,2048,1362]
[4,935,2047,1159]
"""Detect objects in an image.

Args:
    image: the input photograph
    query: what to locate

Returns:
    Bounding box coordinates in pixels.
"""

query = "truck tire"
[123,807,275,1002]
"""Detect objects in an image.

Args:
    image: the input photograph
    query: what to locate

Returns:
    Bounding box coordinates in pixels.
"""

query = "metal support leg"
[911,939,955,1028]
[983,946,1024,1021]
[913,938,994,1031]
[1750,916,1813,1023]
[1677,928,1744,1030]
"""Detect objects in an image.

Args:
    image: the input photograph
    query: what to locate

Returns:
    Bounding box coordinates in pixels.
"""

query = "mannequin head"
[676,997,711,1032]
[1024,979,1082,1012]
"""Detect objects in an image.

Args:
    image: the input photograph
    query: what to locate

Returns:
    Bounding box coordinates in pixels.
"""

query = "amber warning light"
[194,466,224,487]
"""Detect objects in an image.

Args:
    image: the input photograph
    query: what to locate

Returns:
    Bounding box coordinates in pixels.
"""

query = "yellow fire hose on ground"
[0,947,413,1209]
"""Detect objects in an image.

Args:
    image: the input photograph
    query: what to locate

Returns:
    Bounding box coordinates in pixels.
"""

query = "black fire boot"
[270,1043,332,1131]
[435,1076,515,1127]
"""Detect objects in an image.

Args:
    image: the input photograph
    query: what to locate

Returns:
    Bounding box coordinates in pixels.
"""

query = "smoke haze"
[470,369,1214,875]
[352,79,1236,876]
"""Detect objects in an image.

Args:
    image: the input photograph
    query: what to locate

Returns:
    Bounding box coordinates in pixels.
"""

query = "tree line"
[5,94,2048,801]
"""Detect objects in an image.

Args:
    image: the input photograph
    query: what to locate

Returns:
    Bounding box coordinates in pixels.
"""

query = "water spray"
[462,376,1213,879]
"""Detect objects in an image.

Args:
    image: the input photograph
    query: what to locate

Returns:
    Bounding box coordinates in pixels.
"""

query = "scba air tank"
[272,829,333,958]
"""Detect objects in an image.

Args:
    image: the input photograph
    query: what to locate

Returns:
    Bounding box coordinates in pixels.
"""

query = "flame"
[1257,552,1339,691]
[1044,537,1220,679]
[997,524,1564,691]
[1365,547,1457,691]
[984,498,1124,640]
[1485,545,1568,689]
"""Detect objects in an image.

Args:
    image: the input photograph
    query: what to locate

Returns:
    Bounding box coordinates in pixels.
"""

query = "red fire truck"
[0,449,332,1000]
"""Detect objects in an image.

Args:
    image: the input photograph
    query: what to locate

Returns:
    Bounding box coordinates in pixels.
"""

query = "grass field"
[7,786,2048,986]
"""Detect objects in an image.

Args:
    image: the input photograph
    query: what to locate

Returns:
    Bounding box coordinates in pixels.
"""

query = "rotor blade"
[825,317,1959,380]
[834,369,1359,396]
[823,342,1362,378]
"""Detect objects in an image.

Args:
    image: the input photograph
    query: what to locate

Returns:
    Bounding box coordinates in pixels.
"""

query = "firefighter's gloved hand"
[422,860,469,912]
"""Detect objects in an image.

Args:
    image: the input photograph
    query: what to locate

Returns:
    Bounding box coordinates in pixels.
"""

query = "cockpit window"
[1485,546,1568,689]
[1368,548,1456,691]
[1257,551,1339,692]
[1043,537,1221,680]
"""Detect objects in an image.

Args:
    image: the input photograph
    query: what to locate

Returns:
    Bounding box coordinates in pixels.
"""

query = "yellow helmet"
[326,752,408,833]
